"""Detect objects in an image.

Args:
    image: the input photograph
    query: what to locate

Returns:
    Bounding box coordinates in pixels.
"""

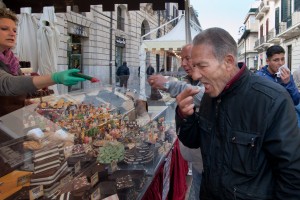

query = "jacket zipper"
[233,187,237,200]
[215,98,221,133]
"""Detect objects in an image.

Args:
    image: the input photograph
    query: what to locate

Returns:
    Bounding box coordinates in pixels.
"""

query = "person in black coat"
[146,64,155,77]
[116,61,130,88]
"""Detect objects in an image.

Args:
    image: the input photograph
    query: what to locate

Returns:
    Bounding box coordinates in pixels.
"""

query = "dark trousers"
[119,76,129,88]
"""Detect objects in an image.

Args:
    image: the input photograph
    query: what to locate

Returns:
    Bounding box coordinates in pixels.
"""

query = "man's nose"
[192,68,202,80]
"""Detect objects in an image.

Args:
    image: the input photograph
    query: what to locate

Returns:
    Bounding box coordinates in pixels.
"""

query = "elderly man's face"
[180,46,193,76]
[191,44,230,97]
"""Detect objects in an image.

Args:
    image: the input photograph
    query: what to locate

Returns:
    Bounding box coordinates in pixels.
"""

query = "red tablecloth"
[142,139,188,200]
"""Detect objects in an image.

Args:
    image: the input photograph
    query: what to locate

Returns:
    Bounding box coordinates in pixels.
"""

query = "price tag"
[91,187,101,200]
[17,174,31,186]
[29,185,43,200]
[91,172,99,187]
[74,161,81,174]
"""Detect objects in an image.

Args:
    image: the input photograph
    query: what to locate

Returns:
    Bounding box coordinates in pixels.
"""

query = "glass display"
[0,83,177,200]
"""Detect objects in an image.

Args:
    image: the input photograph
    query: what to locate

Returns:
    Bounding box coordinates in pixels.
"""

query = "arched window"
[141,23,146,39]
[117,6,124,31]
[141,20,150,40]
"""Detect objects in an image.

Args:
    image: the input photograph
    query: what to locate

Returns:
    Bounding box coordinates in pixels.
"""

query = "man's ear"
[224,54,235,70]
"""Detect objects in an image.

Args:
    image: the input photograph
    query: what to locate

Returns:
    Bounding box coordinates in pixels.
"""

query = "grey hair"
[192,27,237,64]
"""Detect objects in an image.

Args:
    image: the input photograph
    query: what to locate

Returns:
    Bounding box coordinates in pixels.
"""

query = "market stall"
[0,86,187,200]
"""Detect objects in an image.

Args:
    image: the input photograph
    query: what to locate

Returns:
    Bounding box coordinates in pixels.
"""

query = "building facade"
[49,3,182,93]
[238,7,259,70]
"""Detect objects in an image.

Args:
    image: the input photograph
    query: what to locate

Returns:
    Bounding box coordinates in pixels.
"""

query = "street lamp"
[244,38,246,64]
[239,25,247,65]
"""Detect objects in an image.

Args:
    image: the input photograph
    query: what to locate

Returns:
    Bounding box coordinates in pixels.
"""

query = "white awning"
[142,15,201,52]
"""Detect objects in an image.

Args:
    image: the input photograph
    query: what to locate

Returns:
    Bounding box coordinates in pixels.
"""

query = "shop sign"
[68,22,89,37]
[115,36,126,47]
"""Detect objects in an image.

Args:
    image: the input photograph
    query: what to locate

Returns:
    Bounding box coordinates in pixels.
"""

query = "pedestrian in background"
[256,45,300,127]
[256,45,300,106]
[146,63,155,77]
[116,61,130,89]
[159,65,165,73]
[176,27,300,199]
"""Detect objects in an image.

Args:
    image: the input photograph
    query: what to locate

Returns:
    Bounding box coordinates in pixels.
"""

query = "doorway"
[115,46,124,84]
[68,35,83,92]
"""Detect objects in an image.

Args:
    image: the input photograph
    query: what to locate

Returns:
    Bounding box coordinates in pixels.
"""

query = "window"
[281,0,292,22]
[141,23,146,40]
[275,8,280,34]
[117,7,124,31]
[166,3,170,20]
[295,0,300,11]
[287,45,292,70]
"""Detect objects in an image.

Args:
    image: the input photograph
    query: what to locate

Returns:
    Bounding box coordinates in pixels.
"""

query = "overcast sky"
[190,0,259,41]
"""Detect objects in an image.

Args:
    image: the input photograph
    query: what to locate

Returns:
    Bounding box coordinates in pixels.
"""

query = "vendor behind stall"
[0,8,88,117]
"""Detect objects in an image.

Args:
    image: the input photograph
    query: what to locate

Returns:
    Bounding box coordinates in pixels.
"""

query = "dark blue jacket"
[256,65,300,105]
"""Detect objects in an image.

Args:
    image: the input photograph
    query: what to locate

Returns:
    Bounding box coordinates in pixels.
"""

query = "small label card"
[29,185,43,200]
[91,187,101,200]
[91,172,99,187]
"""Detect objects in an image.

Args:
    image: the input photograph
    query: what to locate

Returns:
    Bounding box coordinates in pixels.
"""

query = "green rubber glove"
[51,69,86,86]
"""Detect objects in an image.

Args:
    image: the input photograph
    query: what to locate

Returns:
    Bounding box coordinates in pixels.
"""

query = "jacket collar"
[223,62,246,92]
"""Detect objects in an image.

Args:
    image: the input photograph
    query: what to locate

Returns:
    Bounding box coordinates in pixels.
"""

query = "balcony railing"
[279,22,287,34]
[259,36,265,44]
[267,28,281,44]
[259,1,270,13]
[267,29,274,41]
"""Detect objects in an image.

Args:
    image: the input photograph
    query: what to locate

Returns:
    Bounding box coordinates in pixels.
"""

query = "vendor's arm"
[0,68,86,96]
[32,75,55,89]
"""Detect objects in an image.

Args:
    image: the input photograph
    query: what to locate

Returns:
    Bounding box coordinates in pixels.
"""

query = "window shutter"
[275,8,280,34]
[282,0,288,22]
[295,0,300,11]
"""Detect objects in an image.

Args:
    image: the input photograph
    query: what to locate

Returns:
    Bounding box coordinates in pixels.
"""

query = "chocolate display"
[108,170,146,191]
[81,162,108,183]
[0,146,23,168]
[124,142,154,165]
[0,86,178,200]
[59,175,91,200]
[97,141,124,164]
[116,175,134,190]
